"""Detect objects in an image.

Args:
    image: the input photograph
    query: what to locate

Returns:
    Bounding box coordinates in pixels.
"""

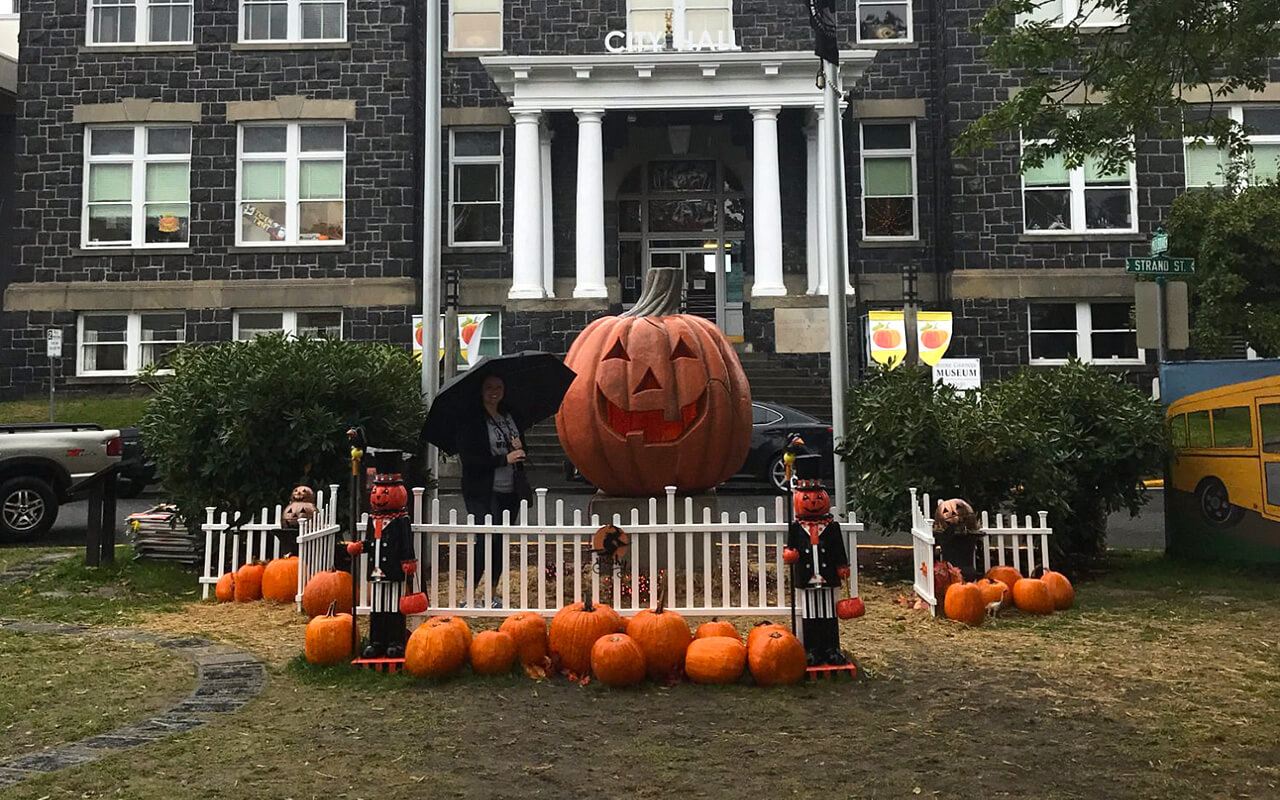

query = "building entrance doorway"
[617,158,746,340]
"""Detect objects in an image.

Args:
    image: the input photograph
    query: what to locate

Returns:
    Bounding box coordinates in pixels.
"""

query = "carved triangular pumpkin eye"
[671,338,697,359]
[605,340,629,361]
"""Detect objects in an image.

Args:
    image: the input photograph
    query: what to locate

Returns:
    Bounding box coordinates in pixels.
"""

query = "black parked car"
[117,427,156,498]
[735,402,835,492]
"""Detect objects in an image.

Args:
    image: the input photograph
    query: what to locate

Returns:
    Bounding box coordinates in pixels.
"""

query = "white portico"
[481,50,876,308]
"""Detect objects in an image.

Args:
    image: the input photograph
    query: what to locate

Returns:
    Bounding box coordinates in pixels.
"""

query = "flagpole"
[422,0,441,497]
[823,60,850,517]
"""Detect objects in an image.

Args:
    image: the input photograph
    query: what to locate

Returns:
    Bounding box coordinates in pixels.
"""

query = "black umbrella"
[421,351,577,455]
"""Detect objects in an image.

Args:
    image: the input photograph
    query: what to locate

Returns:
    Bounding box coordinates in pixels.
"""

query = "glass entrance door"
[646,242,744,340]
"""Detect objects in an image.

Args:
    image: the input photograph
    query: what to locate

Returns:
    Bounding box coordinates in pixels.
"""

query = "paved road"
[9,484,1166,552]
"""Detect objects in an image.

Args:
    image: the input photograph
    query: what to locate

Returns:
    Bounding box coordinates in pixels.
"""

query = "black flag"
[805,0,839,65]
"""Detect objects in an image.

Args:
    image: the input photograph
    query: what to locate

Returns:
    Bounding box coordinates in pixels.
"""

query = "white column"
[804,113,820,295]
[540,122,555,297]
[509,108,545,299]
[573,109,608,298]
[815,105,830,296]
[750,106,786,297]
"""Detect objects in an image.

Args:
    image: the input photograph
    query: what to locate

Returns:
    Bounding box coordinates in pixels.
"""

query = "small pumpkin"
[836,596,866,620]
[500,612,549,666]
[748,630,806,687]
[304,600,353,666]
[1012,578,1055,615]
[943,582,986,627]
[549,589,622,677]
[746,621,790,652]
[301,570,354,618]
[469,630,517,676]
[694,619,741,641]
[685,636,747,685]
[625,580,692,680]
[233,562,266,602]
[975,578,1009,609]
[1039,570,1075,610]
[425,615,473,649]
[985,565,1024,600]
[214,571,235,603]
[261,555,299,603]
[591,633,647,687]
[405,621,468,678]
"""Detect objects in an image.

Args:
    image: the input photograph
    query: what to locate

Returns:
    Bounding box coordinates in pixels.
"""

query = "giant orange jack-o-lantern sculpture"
[556,267,752,496]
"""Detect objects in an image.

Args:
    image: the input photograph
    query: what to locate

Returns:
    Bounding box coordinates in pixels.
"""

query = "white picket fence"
[198,484,340,602]
[909,487,1052,615]
[297,485,863,619]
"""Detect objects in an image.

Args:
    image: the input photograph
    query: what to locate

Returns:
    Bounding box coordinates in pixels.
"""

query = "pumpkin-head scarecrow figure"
[782,455,850,667]
[932,497,982,581]
[346,448,418,659]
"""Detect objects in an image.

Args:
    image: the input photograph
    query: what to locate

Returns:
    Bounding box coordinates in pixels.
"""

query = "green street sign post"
[1125,256,1196,275]
[1131,227,1195,365]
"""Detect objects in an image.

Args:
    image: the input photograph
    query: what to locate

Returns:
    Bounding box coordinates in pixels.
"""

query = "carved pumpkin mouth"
[597,389,706,443]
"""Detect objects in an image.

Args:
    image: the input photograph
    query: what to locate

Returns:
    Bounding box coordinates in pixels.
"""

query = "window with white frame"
[1028,301,1141,363]
[233,310,343,340]
[627,0,734,49]
[857,0,911,42]
[241,0,345,43]
[450,0,502,51]
[238,122,345,245]
[87,0,193,45]
[1017,0,1125,26]
[860,121,917,239]
[449,129,503,246]
[1184,105,1280,188]
[83,126,191,248]
[78,312,185,375]
[1021,143,1136,233]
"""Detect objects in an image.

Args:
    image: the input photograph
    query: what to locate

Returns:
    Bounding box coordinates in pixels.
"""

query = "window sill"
[72,247,191,257]
[859,238,922,249]
[444,245,507,255]
[230,245,351,254]
[446,49,504,59]
[1018,232,1145,243]
[230,42,351,51]
[1030,359,1146,367]
[67,374,138,386]
[78,44,197,54]
[853,40,917,50]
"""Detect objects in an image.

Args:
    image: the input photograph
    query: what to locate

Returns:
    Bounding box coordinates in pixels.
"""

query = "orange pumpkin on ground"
[261,556,299,603]
[233,562,266,602]
[405,621,468,678]
[985,566,1024,601]
[975,578,1009,609]
[746,621,790,652]
[625,585,692,680]
[469,631,517,676]
[1039,570,1075,610]
[549,590,622,677]
[555,267,752,496]
[301,570,354,618]
[1012,578,1055,615]
[748,629,807,687]
[591,634,648,688]
[215,572,235,603]
[943,582,987,627]
[685,636,747,685]
[500,612,549,666]
[304,601,353,666]
[425,615,472,649]
[695,620,741,641]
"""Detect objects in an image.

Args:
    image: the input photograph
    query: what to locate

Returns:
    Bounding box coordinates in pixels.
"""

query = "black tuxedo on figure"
[353,513,415,658]
[357,514,414,580]
[786,519,848,586]
[787,517,850,666]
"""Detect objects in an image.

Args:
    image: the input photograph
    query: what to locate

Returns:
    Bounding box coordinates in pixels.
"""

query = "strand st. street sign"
[1125,256,1196,276]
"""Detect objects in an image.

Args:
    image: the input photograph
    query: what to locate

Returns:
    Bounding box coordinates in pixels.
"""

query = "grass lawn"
[0,545,74,573]
[1,551,1277,799]
[0,394,152,430]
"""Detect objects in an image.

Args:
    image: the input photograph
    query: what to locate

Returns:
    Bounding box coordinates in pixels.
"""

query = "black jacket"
[787,518,849,586]
[456,407,531,507]
[357,514,415,581]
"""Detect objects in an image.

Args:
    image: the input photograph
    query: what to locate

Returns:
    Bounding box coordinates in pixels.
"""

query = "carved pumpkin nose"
[633,368,662,393]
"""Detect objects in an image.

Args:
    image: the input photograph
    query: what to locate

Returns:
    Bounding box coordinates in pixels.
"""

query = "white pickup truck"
[0,423,122,538]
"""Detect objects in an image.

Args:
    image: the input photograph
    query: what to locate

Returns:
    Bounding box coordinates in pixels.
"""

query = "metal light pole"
[822,60,850,515]
[422,0,442,491]
[903,264,919,367]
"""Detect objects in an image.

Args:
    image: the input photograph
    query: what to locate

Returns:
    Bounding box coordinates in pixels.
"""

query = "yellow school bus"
[1166,375,1280,526]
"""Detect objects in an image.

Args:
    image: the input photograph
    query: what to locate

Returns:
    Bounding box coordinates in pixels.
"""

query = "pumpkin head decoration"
[301,569,353,618]
[932,498,978,534]
[590,633,648,688]
[305,601,354,666]
[283,485,318,529]
[261,555,299,603]
[369,479,408,514]
[793,485,832,519]
[556,267,752,496]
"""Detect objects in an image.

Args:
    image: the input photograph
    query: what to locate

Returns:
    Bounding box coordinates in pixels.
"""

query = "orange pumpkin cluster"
[214,556,300,605]
[940,564,1075,627]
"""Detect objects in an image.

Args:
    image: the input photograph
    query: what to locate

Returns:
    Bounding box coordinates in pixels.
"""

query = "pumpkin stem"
[621,267,683,318]
[656,570,667,614]
[326,599,337,618]
[583,586,594,613]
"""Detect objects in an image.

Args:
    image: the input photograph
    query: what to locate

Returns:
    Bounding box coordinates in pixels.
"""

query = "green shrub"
[140,335,427,527]
[837,360,1169,563]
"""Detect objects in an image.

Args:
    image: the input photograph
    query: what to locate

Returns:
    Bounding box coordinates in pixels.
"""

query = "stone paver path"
[0,618,265,789]
[0,552,77,585]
